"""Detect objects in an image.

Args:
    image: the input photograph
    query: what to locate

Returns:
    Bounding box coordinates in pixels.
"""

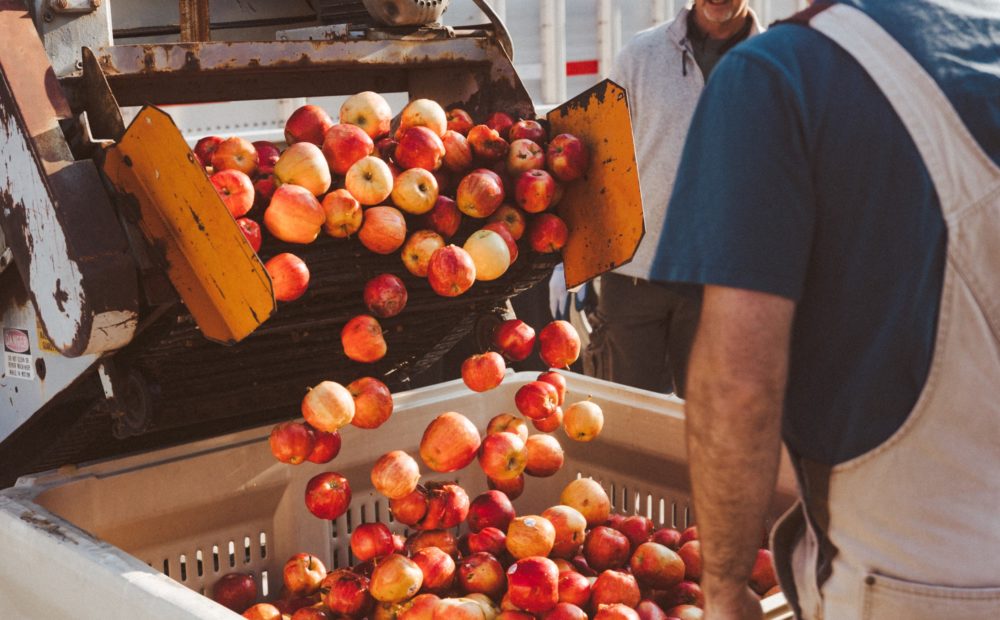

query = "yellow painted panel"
[547,79,644,289]
[103,106,274,344]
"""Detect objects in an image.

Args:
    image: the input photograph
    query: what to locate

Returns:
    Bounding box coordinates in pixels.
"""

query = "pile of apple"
[196,92,588,367]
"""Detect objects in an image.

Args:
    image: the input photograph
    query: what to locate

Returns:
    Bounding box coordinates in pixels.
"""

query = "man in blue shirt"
[653,1,1000,617]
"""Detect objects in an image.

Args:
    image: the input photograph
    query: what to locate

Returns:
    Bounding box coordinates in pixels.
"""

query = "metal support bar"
[178,0,211,41]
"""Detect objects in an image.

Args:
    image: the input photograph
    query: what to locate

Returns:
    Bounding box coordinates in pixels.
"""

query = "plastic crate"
[0,371,796,619]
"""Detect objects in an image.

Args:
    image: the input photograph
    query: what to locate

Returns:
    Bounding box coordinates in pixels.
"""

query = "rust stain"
[19,511,77,544]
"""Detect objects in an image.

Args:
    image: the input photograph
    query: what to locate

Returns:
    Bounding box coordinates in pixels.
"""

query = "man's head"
[693,0,750,38]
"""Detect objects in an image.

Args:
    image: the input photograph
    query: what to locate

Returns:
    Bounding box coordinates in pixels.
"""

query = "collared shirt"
[685,10,754,79]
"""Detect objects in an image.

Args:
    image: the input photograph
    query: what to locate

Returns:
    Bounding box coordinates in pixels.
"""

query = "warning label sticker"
[4,328,34,380]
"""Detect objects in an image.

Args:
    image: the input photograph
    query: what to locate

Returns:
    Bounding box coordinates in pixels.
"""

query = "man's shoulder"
[619,18,681,57]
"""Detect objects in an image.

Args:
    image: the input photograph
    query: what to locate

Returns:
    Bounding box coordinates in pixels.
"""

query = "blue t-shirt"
[651,0,1000,465]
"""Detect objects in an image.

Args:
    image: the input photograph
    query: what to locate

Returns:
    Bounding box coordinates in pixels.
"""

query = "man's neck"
[692,6,751,40]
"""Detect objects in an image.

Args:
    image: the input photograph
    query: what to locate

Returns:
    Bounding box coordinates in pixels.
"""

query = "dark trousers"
[583,272,701,397]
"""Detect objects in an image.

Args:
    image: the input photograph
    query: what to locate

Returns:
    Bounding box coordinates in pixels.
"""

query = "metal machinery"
[0,0,643,486]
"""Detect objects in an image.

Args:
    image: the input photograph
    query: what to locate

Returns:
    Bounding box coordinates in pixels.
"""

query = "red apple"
[464,229,511,281]
[395,126,446,171]
[323,123,375,175]
[370,554,424,603]
[265,252,310,302]
[419,483,471,531]
[392,167,439,215]
[493,319,536,362]
[487,204,527,240]
[210,169,255,218]
[418,195,462,239]
[362,273,408,319]
[284,553,327,596]
[468,527,507,557]
[462,351,506,392]
[345,156,394,206]
[391,486,429,527]
[341,314,387,363]
[592,569,641,609]
[546,133,589,182]
[322,569,373,617]
[542,505,588,559]
[399,593,441,620]
[524,433,564,477]
[509,120,547,144]
[594,604,640,620]
[265,184,325,243]
[528,213,569,254]
[585,527,631,572]
[487,413,529,442]
[212,572,257,612]
[420,411,481,472]
[301,380,355,432]
[359,205,407,255]
[486,111,515,140]
[194,135,223,168]
[447,108,475,135]
[433,598,488,620]
[507,515,556,559]
[468,124,509,163]
[290,607,332,620]
[506,557,559,613]
[515,169,556,213]
[635,601,670,620]
[482,222,519,264]
[442,129,475,172]
[507,139,545,175]
[307,429,341,464]
[242,603,282,620]
[557,571,591,607]
[375,136,397,162]
[560,478,611,526]
[351,522,395,562]
[406,528,459,557]
[651,528,683,551]
[537,371,567,405]
[427,244,477,297]
[478,431,528,481]
[371,450,420,499]
[397,231,443,279]
[212,136,258,176]
[400,98,448,137]
[468,490,516,533]
[539,320,581,369]
[285,104,334,146]
[340,91,393,139]
[412,546,456,594]
[677,541,702,582]
[458,552,506,599]
[630,542,685,590]
[321,189,364,238]
[253,140,280,175]
[532,406,564,433]
[543,602,588,620]
[304,471,351,520]
[456,169,506,218]
[269,421,315,464]
[348,375,394,428]
[236,218,262,253]
[254,175,277,206]
[488,474,525,500]
[749,548,778,595]
[658,580,704,609]
[619,516,655,551]
[515,380,560,420]
[665,605,703,620]
[679,526,698,546]
[275,142,332,196]
[563,400,604,442]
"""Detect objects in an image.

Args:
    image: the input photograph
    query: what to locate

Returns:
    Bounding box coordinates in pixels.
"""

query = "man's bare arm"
[685,285,795,618]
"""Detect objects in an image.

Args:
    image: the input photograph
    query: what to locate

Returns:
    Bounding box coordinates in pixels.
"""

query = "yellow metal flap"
[547,79,644,289]
[102,106,274,344]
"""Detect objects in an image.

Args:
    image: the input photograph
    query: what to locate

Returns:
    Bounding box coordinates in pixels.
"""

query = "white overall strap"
[811,4,1000,219]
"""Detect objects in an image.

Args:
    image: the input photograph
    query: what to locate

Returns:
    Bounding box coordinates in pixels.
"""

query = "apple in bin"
[468,526,507,556]
[274,142,332,197]
[427,245,477,297]
[515,380,560,420]
[348,376,394,428]
[462,351,506,392]
[546,133,590,182]
[532,406,563,433]
[483,222,519,265]
[507,515,556,559]
[509,120,547,145]
[265,184,325,244]
[392,167,439,215]
[390,486,429,527]
[595,604,641,620]
[750,548,778,595]
[322,569,373,617]
[540,320,582,369]
[395,126,446,171]
[301,380,355,432]
[679,525,699,546]
[528,213,569,254]
[652,527,683,551]
[402,230,446,278]
[242,603,282,620]
[289,607,333,620]
[265,253,310,302]
[399,593,441,620]
[585,526,631,571]
[305,471,352,520]
[545,602,588,620]
[237,218,262,253]
[363,273,408,318]
[340,91,393,139]
[400,98,448,137]
[341,314,387,363]
[666,605,703,620]
[507,139,546,175]
[563,400,604,442]
[486,111,515,140]
[321,189,363,238]
[557,571,592,608]
[447,107,475,135]
[515,169,557,214]
[269,421,315,464]
[592,569,641,609]
[212,572,258,612]
[537,371,567,405]
[507,556,559,613]
[434,598,487,620]
[630,542,685,590]
[619,515,655,551]
[252,140,280,176]
[442,129,475,172]
[541,505,587,559]
[418,196,462,239]
[194,135,223,168]
[464,229,511,281]
[210,169,255,218]
[413,546,457,594]
[351,522,395,562]
[677,540,702,582]
[561,478,611,527]
[211,136,259,176]
[525,433,564,477]
[371,554,424,603]
[406,529,459,557]
[488,473,524,500]
[285,104,334,146]
[371,450,420,499]
[468,490,516,533]
[420,411,481,472]
[322,123,375,175]
[493,319,536,362]
[487,413,529,442]
[488,204,527,240]
[345,156,394,206]
[468,124,510,163]
[253,175,277,207]
[420,482,471,531]
[359,206,407,255]
[457,169,506,218]
[635,601,671,620]
[478,431,527,481]
[307,429,341,464]
[458,552,506,598]
[283,553,327,596]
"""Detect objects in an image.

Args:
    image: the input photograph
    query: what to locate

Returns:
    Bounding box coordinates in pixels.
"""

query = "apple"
[275,142,332,196]
[528,213,569,254]
[456,551,505,599]
[665,605,703,620]
[392,168,440,215]
[406,528,459,557]
[322,569,373,617]
[563,400,604,442]
[524,434,564,477]
[371,450,420,499]
[509,120,547,144]
[375,136,397,162]
[630,542,685,590]
[592,569,641,609]
[301,380,355,431]
[232,219,262,255]
[482,222,519,265]
[401,230,446,278]
[323,123,375,175]
[319,189,363,239]
[749,548,778,595]
[433,598,487,620]
[266,184,326,243]
[284,553,327,596]
[395,126,446,171]
[488,474,525,500]
[543,602,588,620]
[585,527,631,571]
[546,133,589,182]
[515,381,560,420]
[212,572,257,612]
[307,429,341,464]
[594,604,640,620]
[619,516,655,551]
[487,205,527,240]
[391,486,429,527]
[304,471,351,520]
[400,98,448,137]
[269,421,315,464]
[539,320,581,369]
[515,169,556,214]
[210,169,255,218]
[254,175,277,207]
[290,607,333,620]
[345,156,394,205]
[194,135,224,168]
[539,505,586,560]
[252,140,280,175]
[265,253,311,302]
[462,351,506,392]
[412,546,456,594]
[560,478,611,526]
[487,413,529,442]
[427,244,477,297]
[651,528,683,551]
[464,229,511,281]
[468,527,507,556]
[506,557,559,613]
[556,571,591,608]
[418,196,462,239]
[212,136,259,176]
[507,515,556,559]
[679,526,699,546]
[500,611,535,620]
[285,104,334,146]
[552,559,576,574]
[536,371,567,405]
[478,431,527,481]
[341,314,387,363]
[635,601,670,620]
[532,406,564,433]
[371,554,424,603]
[340,91,393,139]
[507,139,546,175]
[363,273,408,318]
[420,411,481,472]
[446,108,475,135]
[359,205,407,254]
[242,603,282,620]
[493,319,536,361]
[348,375,394,428]
[468,490,516,533]
[468,124,509,163]
[442,129,475,172]
[486,112,515,140]
[456,169,506,218]
[677,541,702,582]
[420,483,471,531]
[398,593,441,620]
[606,514,626,530]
